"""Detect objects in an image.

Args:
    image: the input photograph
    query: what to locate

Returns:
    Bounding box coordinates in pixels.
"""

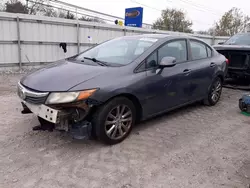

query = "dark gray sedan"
[18,34,228,144]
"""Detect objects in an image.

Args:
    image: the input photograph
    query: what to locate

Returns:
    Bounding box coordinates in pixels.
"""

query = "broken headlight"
[45,89,98,104]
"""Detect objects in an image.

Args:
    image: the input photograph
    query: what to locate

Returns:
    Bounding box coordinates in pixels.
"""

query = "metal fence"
[0,12,230,68]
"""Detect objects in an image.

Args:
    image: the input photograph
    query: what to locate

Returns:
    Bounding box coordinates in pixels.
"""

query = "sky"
[60,0,250,31]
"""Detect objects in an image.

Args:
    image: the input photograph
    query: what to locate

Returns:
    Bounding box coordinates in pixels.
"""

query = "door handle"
[183,69,191,75]
[210,62,216,67]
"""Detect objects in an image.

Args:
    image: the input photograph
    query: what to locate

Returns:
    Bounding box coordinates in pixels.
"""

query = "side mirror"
[218,42,224,45]
[159,56,176,68]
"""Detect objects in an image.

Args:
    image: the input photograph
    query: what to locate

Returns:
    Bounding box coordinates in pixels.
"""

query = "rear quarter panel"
[213,52,227,80]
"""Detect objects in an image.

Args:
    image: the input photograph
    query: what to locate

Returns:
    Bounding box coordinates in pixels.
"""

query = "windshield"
[224,33,250,45]
[75,37,158,66]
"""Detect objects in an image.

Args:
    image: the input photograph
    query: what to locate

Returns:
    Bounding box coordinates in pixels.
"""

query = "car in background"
[17,34,228,145]
[214,32,250,82]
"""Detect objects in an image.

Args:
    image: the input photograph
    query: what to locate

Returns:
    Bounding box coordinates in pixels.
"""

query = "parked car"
[213,32,250,81]
[17,34,228,145]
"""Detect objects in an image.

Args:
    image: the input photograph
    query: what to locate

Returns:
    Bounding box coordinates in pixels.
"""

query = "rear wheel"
[92,97,136,145]
[204,77,222,106]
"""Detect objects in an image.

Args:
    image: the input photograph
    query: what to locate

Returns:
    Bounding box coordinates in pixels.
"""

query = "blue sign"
[125,7,143,28]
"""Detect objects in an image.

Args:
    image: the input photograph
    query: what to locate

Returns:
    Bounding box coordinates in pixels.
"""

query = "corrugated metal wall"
[0,12,229,67]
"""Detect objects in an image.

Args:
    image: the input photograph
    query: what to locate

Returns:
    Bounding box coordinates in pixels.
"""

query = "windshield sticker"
[139,38,158,43]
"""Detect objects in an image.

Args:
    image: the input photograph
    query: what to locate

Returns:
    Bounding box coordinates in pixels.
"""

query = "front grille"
[17,82,49,105]
[25,95,48,104]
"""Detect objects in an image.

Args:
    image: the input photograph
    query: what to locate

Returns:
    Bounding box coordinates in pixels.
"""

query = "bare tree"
[152,8,193,33]
[57,10,75,20]
[5,0,28,14]
[0,1,4,11]
[79,16,105,23]
[66,11,75,19]
[196,28,214,35]
[58,10,67,18]
[215,7,250,36]
[3,0,108,24]
[28,0,47,15]
[43,6,57,17]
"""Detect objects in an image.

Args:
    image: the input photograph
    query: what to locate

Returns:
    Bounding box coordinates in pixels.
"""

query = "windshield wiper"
[82,57,108,66]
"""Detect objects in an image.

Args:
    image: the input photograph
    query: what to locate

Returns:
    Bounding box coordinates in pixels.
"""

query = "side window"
[158,40,187,63]
[146,51,157,69]
[207,46,212,57]
[136,51,157,72]
[190,40,207,60]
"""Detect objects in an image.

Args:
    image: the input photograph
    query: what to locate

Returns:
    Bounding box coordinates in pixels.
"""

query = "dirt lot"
[0,73,250,188]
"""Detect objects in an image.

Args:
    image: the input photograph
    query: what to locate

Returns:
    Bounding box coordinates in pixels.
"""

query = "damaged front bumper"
[21,100,95,139]
[17,82,102,139]
[22,100,59,124]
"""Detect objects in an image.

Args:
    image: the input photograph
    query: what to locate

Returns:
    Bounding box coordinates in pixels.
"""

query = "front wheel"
[203,77,222,106]
[92,97,136,145]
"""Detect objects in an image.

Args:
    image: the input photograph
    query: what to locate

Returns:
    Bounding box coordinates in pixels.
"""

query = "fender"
[90,87,144,105]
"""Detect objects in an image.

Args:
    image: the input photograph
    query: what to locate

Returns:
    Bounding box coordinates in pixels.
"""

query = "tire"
[239,98,244,111]
[203,77,222,106]
[92,97,136,145]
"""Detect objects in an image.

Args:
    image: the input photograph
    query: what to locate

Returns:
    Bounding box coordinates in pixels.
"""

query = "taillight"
[226,58,229,64]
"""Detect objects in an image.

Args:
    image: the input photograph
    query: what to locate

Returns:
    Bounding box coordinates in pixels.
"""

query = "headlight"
[45,89,98,104]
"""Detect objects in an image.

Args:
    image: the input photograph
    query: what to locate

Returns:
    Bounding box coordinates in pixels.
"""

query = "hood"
[21,60,109,92]
[213,44,250,51]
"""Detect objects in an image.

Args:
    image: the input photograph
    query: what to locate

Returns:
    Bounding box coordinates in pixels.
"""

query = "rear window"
[224,33,250,45]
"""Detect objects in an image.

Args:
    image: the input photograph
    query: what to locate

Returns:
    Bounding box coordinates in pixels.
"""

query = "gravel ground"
[0,73,250,188]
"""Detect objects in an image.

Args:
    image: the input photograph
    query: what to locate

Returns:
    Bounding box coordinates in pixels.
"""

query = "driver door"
[142,39,191,117]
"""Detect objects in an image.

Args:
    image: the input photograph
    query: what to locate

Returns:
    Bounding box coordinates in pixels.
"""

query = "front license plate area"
[24,102,59,123]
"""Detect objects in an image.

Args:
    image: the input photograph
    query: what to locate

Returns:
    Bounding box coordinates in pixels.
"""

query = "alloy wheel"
[104,105,132,140]
[211,80,222,103]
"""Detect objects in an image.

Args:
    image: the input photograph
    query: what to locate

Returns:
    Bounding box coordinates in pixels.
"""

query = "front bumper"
[21,101,93,139]
[17,82,98,137]
[22,100,60,124]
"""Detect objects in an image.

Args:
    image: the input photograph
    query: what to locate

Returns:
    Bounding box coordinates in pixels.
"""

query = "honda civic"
[17,34,228,145]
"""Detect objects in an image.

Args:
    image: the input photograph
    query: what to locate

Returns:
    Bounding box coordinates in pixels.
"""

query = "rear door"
[186,39,216,100]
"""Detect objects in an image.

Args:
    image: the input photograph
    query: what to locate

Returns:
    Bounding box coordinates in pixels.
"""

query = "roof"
[120,33,207,44]
[123,33,198,40]
[121,34,169,40]
[139,34,170,39]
